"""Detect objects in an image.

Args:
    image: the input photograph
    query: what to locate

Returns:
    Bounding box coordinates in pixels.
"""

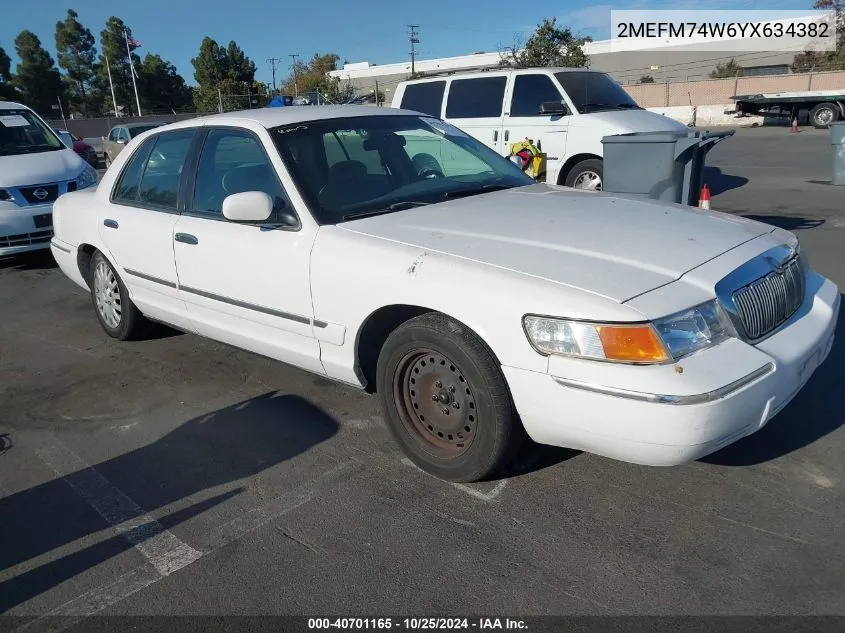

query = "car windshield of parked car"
[554,72,641,113]
[128,124,163,138]
[0,110,65,156]
[272,115,533,224]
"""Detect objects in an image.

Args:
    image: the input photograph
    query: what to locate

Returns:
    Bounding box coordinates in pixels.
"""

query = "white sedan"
[50,105,840,482]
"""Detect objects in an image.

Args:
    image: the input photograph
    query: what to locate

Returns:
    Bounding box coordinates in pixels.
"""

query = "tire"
[104,155,112,168]
[564,158,603,191]
[809,102,839,129]
[89,250,150,340]
[376,312,523,482]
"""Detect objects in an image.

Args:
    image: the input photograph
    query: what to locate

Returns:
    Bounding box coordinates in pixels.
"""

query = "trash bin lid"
[601,130,695,144]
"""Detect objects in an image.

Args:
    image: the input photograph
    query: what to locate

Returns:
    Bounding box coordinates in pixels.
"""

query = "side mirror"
[539,101,567,116]
[116,138,126,145]
[222,191,274,223]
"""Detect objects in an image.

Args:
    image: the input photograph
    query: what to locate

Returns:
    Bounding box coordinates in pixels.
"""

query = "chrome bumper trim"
[553,363,775,405]
[50,239,72,254]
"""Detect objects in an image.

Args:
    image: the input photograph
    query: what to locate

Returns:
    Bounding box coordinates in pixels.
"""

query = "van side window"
[510,75,564,116]
[400,81,446,117]
[445,77,507,119]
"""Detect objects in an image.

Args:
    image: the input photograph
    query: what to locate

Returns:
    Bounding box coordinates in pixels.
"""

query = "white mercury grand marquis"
[50,105,840,482]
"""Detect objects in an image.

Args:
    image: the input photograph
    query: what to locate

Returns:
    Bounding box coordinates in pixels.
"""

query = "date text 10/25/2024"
[308,618,528,630]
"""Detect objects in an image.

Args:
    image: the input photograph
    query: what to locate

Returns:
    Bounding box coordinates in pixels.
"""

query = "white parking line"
[14,434,363,633]
[400,457,508,501]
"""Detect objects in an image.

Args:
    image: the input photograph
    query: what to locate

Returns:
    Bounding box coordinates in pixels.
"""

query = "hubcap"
[573,170,602,191]
[393,349,477,457]
[93,260,122,328]
[817,109,834,125]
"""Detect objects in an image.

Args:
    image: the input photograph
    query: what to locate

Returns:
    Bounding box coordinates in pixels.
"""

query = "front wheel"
[104,154,112,168]
[376,313,522,482]
[564,158,603,191]
[809,102,840,129]
[89,251,150,340]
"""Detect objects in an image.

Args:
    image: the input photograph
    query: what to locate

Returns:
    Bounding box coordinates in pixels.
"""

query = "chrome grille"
[732,255,804,340]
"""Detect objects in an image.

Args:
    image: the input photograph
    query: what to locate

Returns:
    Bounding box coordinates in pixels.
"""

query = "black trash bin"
[601,129,735,206]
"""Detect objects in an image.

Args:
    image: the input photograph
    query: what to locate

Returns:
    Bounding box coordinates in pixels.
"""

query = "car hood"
[339,184,774,302]
[574,109,689,133]
[0,148,86,188]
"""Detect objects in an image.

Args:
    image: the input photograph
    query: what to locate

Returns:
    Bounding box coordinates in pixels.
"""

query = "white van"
[1,101,98,256]
[391,68,688,190]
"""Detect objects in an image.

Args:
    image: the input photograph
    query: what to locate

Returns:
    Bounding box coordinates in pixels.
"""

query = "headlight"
[523,300,732,364]
[76,165,98,189]
[651,300,732,359]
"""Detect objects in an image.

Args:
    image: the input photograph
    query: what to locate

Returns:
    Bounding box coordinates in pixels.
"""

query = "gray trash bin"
[601,129,735,206]
[830,122,845,186]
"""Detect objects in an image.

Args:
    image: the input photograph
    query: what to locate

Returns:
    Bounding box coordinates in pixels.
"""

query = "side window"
[118,128,130,142]
[112,137,156,202]
[399,81,446,117]
[108,129,119,142]
[193,129,288,218]
[510,74,564,116]
[137,130,195,210]
[445,77,507,119]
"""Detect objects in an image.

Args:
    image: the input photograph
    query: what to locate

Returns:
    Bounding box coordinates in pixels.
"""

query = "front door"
[502,73,570,183]
[442,75,507,154]
[172,127,323,374]
[98,128,197,331]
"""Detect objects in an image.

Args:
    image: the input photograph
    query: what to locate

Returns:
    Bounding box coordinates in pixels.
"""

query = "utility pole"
[407,25,419,75]
[267,57,282,94]
[288,53,300,96]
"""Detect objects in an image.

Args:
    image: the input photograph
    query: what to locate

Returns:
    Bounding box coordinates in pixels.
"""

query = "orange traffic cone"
[698,184,711,210]
[791,117,798,133]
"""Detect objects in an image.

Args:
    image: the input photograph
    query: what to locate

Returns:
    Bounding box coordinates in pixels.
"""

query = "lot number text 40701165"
[307,618,528,630]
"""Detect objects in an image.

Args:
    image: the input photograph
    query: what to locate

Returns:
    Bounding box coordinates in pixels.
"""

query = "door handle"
[493,130,498,142]
[504,130,510,142]
[174,233,198,245]
[103,219,118,229]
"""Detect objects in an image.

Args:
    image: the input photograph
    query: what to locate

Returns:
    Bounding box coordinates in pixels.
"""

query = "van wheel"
[809,103,839,129]
[376,313,523,483]
[90,251,150,340]
[565,159,603,191]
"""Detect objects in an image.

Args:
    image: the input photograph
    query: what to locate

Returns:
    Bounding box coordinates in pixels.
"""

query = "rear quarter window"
[400,81,446,117]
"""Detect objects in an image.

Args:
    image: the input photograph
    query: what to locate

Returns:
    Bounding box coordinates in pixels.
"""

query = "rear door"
[502,72,571,182]
[441,75,507,153]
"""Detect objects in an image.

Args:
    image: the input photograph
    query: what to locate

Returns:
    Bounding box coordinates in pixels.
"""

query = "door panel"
[442,76,507,153]
[503,74,570,183]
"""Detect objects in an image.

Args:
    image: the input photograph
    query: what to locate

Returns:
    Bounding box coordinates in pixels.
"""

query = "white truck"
[729,89,845,129]
[391,68,688,191]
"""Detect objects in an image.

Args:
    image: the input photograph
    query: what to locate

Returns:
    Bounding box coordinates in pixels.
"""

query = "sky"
[0,0,812,88]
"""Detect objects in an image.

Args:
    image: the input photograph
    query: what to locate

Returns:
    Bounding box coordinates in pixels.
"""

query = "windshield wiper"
[341,200,431,221]
[615,103,641,109]
[443,183,515,199]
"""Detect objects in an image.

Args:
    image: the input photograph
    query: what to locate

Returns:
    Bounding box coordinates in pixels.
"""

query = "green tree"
[191,37,260,111]
[791,1,845,72]
[12,30,64,115]
[280,53,353,102]
[224,40,256,83]
[55,9,99,115]
[0,42,17,100]
[98,16,141,115]
[500,18,590,68]
[709,58,744,78]
[639,75,655,83]
[138,53,192,112]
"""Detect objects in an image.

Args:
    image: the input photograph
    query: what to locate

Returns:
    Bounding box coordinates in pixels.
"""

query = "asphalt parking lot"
[1,126,844,626]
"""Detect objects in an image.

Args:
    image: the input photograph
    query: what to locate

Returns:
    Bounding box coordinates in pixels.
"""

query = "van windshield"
[554,72,641,114]
[0,109,66,156]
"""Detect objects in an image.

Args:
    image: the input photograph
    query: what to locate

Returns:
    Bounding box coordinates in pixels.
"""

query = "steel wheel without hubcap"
[93,259,122,329]
[572,170,602,190]
[393,348,477,458]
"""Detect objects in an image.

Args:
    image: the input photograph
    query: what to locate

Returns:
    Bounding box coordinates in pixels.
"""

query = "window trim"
[183,125,301,232]
[109,129,199,215]
[509,73,565,118]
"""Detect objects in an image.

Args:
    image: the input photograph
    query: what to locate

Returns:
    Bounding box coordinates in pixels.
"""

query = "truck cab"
[392,68,688,190]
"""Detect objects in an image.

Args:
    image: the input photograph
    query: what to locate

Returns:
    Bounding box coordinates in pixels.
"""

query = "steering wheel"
[418,167,445,179]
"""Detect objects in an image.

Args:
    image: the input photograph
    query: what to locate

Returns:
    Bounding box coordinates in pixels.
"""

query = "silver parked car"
[103,122,165,167]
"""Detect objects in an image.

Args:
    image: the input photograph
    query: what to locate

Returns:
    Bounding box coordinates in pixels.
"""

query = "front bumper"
[0,202,54,255]
[503,272,840,466]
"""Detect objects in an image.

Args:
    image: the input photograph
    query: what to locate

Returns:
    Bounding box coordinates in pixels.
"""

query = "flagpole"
[124,29,142,116]
[105,54,119,117]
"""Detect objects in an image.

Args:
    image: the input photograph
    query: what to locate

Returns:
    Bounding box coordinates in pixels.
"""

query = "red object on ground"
[791,117,798,133]
[698,184,711,210]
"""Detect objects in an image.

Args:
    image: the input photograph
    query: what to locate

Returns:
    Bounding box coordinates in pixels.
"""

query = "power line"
[408,25,420,75]
[267,57,282,94]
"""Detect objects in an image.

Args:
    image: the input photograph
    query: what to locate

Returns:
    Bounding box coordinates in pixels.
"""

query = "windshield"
[0,109,66,156]
[272,115,533,224]
[128,124,163,138]
[554,72,641,114]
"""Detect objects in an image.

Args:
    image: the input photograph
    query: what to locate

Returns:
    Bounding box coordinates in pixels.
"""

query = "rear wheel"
[809,102,839,129]
[90,251,150,340]
[376,313,522,482]
[104,155,111,168]
[565,158,603,191]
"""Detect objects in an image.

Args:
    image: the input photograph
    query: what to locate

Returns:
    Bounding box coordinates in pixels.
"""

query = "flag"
[127,37,142,49]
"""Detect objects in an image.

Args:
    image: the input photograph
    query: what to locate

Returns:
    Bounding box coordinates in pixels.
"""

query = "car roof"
[125,121,166,128]
[399,67,605,83]
[0,101,33,111]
